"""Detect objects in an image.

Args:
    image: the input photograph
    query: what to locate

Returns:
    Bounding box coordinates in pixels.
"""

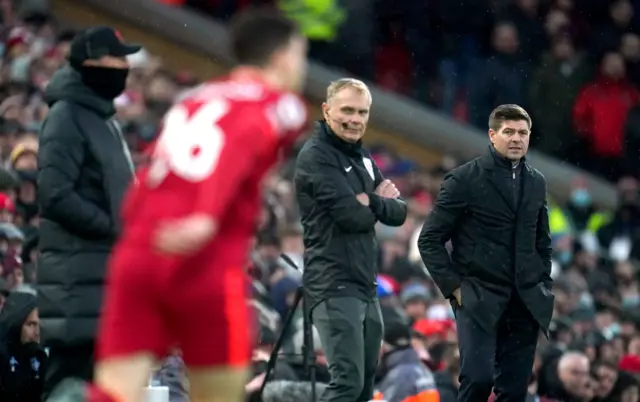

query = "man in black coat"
[36,26,137,398]
[295,78,407,402]
[418,104,554,402]
[0,292,47,402]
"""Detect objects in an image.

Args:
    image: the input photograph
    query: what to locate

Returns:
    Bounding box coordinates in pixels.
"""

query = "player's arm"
[369,163,408,227]
[153,122,266,255]
[151,99,268,256]
[296,145,377,233]
[38,106,114,239]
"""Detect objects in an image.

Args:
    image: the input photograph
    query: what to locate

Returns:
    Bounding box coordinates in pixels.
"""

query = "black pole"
[258,286,304,396]
[258,253,317,400]
[302,289,317,401]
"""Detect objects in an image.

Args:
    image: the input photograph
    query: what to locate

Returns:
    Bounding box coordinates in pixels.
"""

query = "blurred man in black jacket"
[418,105,554,402]
[36,26,136,399]
[0,292,46,402]
[295,78,407,402]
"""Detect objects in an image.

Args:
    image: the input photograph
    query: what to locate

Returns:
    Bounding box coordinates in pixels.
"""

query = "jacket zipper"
[108,120,137,183]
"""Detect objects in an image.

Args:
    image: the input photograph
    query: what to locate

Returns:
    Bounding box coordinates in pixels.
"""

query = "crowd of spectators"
[0,1,639,401]
[188,0,640,182]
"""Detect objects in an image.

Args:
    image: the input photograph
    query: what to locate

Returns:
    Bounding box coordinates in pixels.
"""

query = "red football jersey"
[118,74,307,268]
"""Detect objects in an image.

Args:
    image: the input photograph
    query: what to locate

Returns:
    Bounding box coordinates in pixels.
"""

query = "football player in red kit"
[87,10,307,402]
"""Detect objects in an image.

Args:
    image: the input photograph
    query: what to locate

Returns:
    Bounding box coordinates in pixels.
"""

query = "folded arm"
[296,146,377,233]
[369,164,408,227]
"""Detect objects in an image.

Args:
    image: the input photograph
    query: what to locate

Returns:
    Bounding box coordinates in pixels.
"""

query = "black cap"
[384,317,412,348]
[69,26,141,67]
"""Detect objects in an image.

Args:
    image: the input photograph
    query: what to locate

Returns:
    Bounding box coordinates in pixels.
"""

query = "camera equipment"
[258,254,317,401]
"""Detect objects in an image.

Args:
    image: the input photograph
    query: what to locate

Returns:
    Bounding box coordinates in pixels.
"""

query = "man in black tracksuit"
[37,27,137,399]
[295,79,407,402]
[0,292,47,402]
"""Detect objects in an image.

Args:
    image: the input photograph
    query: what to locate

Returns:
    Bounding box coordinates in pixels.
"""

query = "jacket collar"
[480,145,527,170]
[314,120,363,157]
[480,145,536,215]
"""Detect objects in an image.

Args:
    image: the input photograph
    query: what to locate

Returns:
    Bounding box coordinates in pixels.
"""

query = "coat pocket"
[460,279,482,310]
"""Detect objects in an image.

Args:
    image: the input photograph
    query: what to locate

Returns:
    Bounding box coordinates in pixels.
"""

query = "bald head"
[558,352,590,396]
[558,352,589,372]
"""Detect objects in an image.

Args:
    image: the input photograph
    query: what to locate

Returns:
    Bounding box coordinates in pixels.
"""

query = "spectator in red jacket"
[619,334,640,375]
[573,51,640,180]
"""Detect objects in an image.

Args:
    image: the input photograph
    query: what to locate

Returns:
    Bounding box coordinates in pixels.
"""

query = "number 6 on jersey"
[148,99,229,186]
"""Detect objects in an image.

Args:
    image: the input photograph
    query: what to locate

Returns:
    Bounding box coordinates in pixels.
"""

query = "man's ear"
[321,102,329,120]
[488,129,496,144]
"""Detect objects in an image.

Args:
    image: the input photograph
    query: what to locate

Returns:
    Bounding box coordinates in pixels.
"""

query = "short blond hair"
[326,78,371,102]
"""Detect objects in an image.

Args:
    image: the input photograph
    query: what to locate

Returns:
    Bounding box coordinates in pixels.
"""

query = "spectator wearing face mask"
[565,179,600,233]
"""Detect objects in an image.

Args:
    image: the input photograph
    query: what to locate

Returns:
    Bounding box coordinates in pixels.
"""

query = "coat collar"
[480,146,536,215]
[479,145,527,170]
[314,120,363,157]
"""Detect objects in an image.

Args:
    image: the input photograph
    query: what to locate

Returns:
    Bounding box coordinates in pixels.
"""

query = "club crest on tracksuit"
[30,357,41,378]
[9,356,18,371]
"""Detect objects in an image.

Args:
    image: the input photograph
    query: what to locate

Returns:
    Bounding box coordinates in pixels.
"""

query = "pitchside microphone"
[326,117,349,131]
[335,119,351,130]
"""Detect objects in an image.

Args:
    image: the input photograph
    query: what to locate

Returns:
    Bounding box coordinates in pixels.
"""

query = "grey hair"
[326,78,371,102]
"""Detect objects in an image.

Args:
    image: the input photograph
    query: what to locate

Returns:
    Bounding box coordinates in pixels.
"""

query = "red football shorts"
[96,244,252,367]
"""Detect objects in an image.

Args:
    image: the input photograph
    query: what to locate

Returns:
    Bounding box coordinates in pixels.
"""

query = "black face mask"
[15,169,37,183]
[79,66,129,100]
